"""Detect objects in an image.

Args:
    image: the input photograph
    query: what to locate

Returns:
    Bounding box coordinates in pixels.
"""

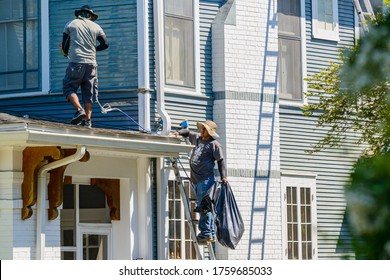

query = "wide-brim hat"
[75,5,98,21]
[197,120,219,138]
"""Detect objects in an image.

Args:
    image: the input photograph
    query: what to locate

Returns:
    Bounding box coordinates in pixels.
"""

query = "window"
[164,0,195,88]
[61,183,111,260]
[0,0,40,92]
[312,0,339,41]
[281,174,318,259]
[278,0,303,100]
[168,180,197,259]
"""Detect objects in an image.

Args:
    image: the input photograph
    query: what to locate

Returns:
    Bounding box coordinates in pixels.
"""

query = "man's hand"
[58,43,68,57]
[173,131,180,137]
[61,49,68,57]
[221,177,228,184]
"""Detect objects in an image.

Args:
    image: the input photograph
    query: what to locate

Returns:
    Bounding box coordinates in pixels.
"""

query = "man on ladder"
[174,120,228,245]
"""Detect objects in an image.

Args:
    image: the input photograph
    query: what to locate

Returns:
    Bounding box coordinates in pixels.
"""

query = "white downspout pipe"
[137,0,151,132]
[153,0,172,135]
[36,145,87,260]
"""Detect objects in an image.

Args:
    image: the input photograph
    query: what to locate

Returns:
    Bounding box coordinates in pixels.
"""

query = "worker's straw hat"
[197,120,219,138]
[75,5,99,21]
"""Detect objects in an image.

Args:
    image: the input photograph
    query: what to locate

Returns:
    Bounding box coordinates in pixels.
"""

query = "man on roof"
[61,5,109,128]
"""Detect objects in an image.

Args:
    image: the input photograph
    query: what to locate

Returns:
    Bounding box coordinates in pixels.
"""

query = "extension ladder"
[170,157,216,260]
[352,0,376,32]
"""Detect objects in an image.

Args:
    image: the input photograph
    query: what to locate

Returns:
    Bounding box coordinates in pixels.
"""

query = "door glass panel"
[83,234,108,260]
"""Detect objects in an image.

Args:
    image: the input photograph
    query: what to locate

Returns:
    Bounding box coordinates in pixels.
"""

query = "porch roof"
[0,113,193,157]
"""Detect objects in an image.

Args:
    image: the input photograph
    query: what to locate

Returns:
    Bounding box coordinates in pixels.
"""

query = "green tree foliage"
[303,13,390,156]
[302,53,390,155]
[304,12,390,259]
[346,154,390,259]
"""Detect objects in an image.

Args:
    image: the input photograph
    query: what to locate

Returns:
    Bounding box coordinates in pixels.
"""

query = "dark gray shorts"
[63,62,98,103]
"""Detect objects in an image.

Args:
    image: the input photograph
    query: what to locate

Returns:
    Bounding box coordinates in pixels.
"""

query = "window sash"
[164,0,195,88]
[278,37,302,100]
[312,0,339,41]
[168,180,197,259]
[0,0,39,92]
[278,0,303,101]
[282,175,317,260]
[286,186,313,259]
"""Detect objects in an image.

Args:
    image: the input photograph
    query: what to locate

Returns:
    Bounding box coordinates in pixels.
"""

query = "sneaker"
[70,109,86,125]
[80,119,92,128]
[197,235,216,245]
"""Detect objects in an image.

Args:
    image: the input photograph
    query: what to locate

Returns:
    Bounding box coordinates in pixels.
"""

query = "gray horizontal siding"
[154,0,224,127]
[280,101,362,259]
[305,0,356,105]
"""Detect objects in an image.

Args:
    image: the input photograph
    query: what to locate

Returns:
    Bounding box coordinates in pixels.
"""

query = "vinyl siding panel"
[282,0,361,258]
[160,0,224,129]
[280,106,362,259]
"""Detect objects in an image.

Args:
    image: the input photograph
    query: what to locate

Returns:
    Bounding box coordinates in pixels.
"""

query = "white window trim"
[279,0,308,107]
[311,0,340,41]
[61,180,113,260]
[162,0,201,96]
[281,172,318,260]
[41,0,50,94]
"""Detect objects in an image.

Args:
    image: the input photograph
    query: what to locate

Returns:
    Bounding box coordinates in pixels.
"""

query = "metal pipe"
[36,145,86,260]
[153,0,172,135]
[138,0,151,132]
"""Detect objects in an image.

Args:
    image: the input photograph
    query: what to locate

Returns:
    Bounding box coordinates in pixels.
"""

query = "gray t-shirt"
[63,18,105,64]
[185,131,224,185]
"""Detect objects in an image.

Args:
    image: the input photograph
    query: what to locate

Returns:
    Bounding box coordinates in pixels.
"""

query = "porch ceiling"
[0,113,193,157]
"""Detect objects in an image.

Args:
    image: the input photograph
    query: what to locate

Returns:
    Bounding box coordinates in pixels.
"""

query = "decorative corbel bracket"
[47,149,90,220]
[21,147,90,220]
[21,147,63,220]
[91,178,120,220]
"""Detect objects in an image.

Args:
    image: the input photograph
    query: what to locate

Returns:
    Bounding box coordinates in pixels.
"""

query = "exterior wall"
[0,0,140,130]
[0,145,155,260]
[161,0,225,129]
[279,0,360,259]
[212,0,281,259]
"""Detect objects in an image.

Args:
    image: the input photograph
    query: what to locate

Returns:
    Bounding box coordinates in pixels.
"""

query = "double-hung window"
[168,179,197,259]
[281,174,318,259]
[0,0,40,92]
[312,0,339,41]
[164,0,195,89]
[278,0,303,101]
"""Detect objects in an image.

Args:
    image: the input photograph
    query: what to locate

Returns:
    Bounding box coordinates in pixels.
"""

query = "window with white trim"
[312,0,339,41]
[164,0,195,88]
[61,183,111,260]
[0,0,40,92]
[278,0,303,101]
[282,175,318,259]
[168,179,197,259]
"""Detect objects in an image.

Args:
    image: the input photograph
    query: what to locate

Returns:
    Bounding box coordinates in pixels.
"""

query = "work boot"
[80,119,92,128]
[70,109,86,125]
[197,235,216,245]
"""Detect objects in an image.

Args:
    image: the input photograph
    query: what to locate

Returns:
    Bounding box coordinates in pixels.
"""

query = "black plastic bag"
[210,182,245,249]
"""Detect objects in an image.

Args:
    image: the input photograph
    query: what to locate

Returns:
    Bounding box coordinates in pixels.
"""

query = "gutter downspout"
[137,0,151,132]
[36,145,87,260]
[153,0,171,135]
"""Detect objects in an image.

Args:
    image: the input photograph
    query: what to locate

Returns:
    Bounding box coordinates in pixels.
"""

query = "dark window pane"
[62,229,74,246]
[62,252,75,260]
[79,185,106,209]
[63,184,75,209]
